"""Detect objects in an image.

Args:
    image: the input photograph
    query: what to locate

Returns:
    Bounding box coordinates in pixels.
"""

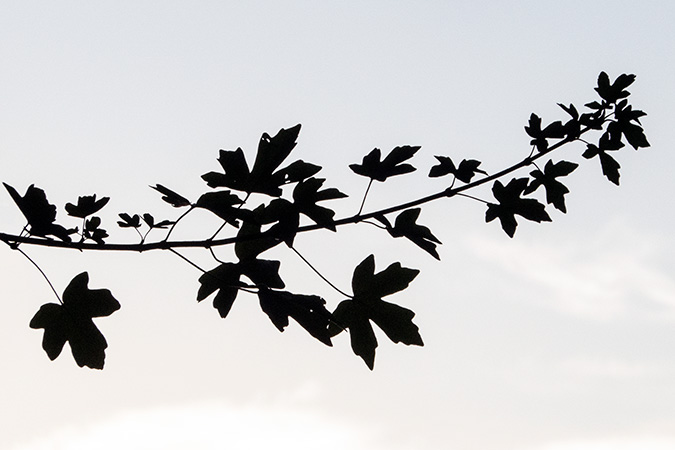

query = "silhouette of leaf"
[486,178,552,237]
[201,148,251,192]
[29,272,120,369]
[275,160,322,184]
[141,213,174,229]
[150,184,191,208]
[201,125,307,197]
[257,198,300,246]
[234,204,283,261]
[329,255,422,369]
[428,156,486,183]
[608,101,650,150]
[84,216,108,244]
[197,259,284,318]
[524,160,578,213]
[524,114,566,152]
[579,108,607,129]
[117,213,141,228]
[349,146,420,182]
[195,191,246,226]
[595,72,635,104]
[258,288,333,345]
[582,131,624,185]
[292,177,347,231]
[197,262,243,318]
[65,194,110,218]
[3,183,75,241]
[249,124,302,190]
[558,103,581,139]
[384,208,441,259]
[238,258,285,289]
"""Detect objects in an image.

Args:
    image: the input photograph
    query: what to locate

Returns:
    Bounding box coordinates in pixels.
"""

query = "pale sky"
[1,2,675,450]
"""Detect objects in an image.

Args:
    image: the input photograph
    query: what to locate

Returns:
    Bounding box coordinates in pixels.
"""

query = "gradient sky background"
[1,2,674,449]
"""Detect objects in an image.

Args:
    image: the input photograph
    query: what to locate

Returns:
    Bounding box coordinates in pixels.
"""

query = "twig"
[290,245,352,298]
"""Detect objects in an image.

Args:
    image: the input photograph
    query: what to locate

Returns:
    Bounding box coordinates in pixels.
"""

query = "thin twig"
[14,247,63,304]
[290,245,352,298]
[209,247,225,264]
[168,248,257,292]
[456,193,489,204]
[357,179,373,215]
[164,205,195,242]
[168,248,207,273]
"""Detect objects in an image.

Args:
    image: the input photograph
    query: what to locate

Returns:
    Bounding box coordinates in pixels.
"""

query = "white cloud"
[558,357,667,379]
[526,435,675,450]
[10,402,373,450]
[465,222,675,321]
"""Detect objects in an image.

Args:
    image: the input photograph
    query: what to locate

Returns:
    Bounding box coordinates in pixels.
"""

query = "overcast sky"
[1,2,675,450]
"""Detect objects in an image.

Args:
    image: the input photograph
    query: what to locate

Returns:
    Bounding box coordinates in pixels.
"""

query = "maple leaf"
[83,216,109,244]
[428,156,487,183]
[328,255,423,369]
[65,194,110,218]
[197,259,284,318]
[292,177,347,231]
[234,206,284,261]
[258,288,333,346]
[349,146,420,182]
[582,131,624,185]
[29,272,120,369]
[141,213,174,229]
[558,103,581,139]
[485,178,552,237]
[595,72,635,104]
[201,147,251,192]
[524,114,566,152]
[524,160,579,213]
[3,183,75,241]
[195,190,246,226]
[150,184,191,208]
[256,198,300,246]
[378,208,442,259]
[607,101,650,150]
[201,125,319,197]
[117,212,141,228]
[196,262,243,318]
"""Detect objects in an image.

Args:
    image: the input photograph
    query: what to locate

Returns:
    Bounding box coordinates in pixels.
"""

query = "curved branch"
[0,128,590,254]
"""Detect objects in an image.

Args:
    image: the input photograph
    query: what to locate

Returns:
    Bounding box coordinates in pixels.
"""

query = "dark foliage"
[0,72,649,370]
[29,272,120,369]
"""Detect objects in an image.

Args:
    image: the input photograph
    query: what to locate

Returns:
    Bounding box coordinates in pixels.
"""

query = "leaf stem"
[290,245,352,298]
[13,247,63,304]
[456,193,489,204]
[164,205,195,242]
[168,248,207,273]
[357,179,373,215]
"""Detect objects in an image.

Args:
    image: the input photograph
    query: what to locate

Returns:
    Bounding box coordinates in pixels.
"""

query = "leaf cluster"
[0,71,650,370]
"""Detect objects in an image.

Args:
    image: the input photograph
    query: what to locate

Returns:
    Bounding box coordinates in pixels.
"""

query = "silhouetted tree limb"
[0,72,649,369]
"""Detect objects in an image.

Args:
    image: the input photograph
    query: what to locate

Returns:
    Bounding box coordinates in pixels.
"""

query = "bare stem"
[164,205,195,242]
[13,247,63,304]
[456,193,489,204]
[290,245,352,298]
[168,248,207,273]
[357,179,373,215]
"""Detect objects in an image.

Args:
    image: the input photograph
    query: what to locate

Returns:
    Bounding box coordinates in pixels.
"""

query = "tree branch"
[0,128,591,254]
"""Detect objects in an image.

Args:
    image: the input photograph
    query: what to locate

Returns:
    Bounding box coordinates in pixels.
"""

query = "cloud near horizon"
[465,221,675,322]
[10,402,374,450]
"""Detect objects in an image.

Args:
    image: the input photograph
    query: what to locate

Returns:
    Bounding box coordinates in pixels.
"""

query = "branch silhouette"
[0,72,649,369]
[0,133,589,251]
